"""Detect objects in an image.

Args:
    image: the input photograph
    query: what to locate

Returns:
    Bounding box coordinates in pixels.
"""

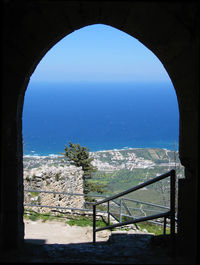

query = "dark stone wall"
[1,1,199,261]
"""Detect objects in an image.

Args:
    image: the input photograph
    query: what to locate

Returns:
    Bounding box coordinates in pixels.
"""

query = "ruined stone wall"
[24,165,85,213]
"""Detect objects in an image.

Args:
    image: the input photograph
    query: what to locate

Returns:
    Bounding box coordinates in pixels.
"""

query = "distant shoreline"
[23,146,177,158]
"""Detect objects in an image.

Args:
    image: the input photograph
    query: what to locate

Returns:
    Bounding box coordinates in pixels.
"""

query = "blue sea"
[22,81,179,156]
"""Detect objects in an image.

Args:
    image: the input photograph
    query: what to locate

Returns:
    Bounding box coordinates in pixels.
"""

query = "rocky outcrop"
[24,164,84,213]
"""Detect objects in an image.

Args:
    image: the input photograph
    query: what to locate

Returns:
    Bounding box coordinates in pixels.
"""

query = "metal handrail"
[94,171,173,206]
[24,192,165,218]
[24,170,176,237]
[24,189,107,198]
[122,197,170,210]
[93,169,176,249]
[94,211,170,233]
[24,189,170,213]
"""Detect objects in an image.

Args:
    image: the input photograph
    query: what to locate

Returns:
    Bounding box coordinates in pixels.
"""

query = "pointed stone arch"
[2,2,198,262]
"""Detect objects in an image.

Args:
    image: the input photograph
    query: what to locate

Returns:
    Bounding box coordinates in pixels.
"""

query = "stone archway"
[2,1,199,262]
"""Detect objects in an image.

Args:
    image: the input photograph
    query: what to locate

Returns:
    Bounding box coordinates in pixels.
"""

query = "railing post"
[119,199,122,223]
[93,205,96,244]
[163,216,167,235]
[107,201,110,226]
[170,169,176,256]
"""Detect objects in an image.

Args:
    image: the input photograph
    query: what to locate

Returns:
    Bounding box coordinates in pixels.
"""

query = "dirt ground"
[24,219,111,244]
[2,220,184,264]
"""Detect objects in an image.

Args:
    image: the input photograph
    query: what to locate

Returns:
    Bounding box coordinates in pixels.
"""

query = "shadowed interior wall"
[2,1,199,262]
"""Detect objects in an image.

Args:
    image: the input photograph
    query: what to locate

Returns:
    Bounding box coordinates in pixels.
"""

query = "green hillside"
[86,148,183,211]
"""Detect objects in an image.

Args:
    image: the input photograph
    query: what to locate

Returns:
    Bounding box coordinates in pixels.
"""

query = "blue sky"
[31,24,170,83]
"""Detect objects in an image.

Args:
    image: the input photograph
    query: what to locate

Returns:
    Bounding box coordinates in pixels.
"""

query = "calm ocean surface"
[22,81,179,156]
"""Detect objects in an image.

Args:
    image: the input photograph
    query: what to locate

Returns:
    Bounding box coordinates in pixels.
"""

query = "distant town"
[23,147,183,179]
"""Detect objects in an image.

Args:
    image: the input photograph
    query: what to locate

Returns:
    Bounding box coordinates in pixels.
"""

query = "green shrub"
[137,221,170,235]
[55,173,60,181]
[66,215,106,227]
[30,191,39,196]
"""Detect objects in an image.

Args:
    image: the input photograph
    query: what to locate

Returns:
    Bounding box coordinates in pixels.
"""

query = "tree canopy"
[60,142,97,178]
[60,142,108,199]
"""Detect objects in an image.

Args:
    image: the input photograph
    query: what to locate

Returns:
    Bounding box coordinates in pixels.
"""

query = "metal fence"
[92,169,176,256]
[24,169,176,256]
[93,170,176,240]
[24,172,175,229]
[24,189,107,214]
[24,190,172,226]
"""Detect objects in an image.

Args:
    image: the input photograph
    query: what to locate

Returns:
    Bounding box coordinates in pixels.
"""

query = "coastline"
[23,146,175,158]
[23,147,181,174]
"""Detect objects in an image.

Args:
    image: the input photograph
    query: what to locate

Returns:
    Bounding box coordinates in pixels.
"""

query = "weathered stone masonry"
[24,165,85,212]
